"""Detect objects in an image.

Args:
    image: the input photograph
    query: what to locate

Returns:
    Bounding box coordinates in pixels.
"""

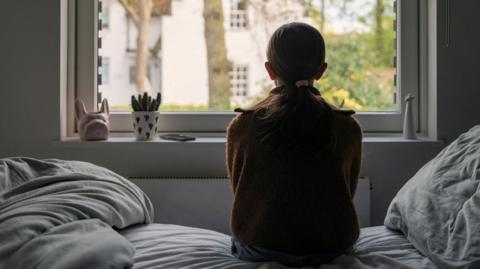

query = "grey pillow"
[385,126,480,269]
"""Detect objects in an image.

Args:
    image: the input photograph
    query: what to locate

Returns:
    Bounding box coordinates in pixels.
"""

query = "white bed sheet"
[120,224,436,269]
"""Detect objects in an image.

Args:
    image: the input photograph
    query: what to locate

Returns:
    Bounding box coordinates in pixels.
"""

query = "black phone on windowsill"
[160,134,196,142]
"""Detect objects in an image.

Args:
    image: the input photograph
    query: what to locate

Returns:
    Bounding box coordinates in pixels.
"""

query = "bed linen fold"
[385,125,480,268]
[0,157,154,269]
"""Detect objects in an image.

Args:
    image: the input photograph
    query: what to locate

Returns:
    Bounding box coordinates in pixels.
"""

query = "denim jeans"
[231,238,348,267]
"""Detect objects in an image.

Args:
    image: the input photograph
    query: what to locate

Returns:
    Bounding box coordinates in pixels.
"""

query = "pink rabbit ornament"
[75,99,110,141]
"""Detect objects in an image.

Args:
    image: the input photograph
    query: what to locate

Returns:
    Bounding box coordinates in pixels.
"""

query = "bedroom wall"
[436,0,480,143]
[0,0,479,227]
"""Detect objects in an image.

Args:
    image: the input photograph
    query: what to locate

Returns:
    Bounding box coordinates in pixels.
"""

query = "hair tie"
[295,80,311,88]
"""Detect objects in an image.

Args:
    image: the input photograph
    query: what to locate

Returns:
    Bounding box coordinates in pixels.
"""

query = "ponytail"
[253,83,334,160]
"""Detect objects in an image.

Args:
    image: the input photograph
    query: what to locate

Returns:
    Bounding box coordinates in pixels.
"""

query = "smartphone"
[160,134,196,142]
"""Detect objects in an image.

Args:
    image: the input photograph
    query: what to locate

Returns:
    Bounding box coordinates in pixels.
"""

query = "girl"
[226,22,362,267]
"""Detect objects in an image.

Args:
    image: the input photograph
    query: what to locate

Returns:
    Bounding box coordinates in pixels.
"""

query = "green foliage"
[319,32,395,111]
[131,92,162,111]
[311,0,396,111]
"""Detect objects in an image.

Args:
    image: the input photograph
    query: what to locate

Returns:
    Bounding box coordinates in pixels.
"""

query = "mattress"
[120,224,436,269]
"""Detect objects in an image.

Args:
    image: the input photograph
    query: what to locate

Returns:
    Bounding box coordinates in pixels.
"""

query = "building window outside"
[99,57,110,85]
[230,64,249,97]
[129,59,152,84]
[230,0,248,29]
[129,65,135,84]
[100,2,109,29]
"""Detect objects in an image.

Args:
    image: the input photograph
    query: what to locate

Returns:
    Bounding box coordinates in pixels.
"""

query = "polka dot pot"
[132,111,160,141]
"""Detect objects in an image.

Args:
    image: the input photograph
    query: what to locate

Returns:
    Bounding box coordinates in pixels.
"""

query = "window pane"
[98,0,396,112]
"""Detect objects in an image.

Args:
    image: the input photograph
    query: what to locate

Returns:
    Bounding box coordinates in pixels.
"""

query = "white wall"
[1,0,479,226]
[161,0,209,106]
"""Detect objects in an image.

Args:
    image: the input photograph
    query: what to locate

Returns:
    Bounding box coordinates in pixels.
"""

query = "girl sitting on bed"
[226,22,362,267]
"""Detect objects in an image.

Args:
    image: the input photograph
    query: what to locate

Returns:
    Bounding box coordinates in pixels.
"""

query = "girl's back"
[227,102,361,254]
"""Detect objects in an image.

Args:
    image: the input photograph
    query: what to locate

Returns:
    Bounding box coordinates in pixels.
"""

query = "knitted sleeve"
[348,117,363,198]
[226,114,244,193]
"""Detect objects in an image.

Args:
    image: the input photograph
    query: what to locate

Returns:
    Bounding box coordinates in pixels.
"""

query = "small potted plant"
[131,92,161,140]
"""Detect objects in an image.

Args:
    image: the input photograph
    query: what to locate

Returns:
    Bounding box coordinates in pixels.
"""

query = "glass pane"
[98,0,396,112]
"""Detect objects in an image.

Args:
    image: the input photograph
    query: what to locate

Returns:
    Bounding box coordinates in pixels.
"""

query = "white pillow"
[385,126,480,269]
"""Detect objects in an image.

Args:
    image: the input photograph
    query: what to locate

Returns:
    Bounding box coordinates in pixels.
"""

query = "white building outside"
[99,0,309,109]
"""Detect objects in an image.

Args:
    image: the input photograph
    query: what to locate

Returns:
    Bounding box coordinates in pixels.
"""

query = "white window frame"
[68,0,424,135]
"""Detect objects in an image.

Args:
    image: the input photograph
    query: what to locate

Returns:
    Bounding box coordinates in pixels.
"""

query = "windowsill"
[60,135,225,144]
[362,134,441,143]
[58,133,443,144]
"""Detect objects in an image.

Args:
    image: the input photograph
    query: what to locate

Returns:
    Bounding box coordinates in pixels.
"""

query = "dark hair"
[253,22,334,160]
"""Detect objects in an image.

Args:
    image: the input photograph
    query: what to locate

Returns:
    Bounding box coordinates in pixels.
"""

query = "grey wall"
[0,0,61,147]
[436,0,480,143]
[0,0,478,227]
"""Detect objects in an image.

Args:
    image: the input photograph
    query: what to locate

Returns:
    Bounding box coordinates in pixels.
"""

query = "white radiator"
[130,177,371,234]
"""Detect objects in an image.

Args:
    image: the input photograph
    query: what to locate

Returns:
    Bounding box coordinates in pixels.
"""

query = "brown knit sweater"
[226,104,362,255]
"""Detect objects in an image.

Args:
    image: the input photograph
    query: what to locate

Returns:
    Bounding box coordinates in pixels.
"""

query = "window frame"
[69,0,423,135]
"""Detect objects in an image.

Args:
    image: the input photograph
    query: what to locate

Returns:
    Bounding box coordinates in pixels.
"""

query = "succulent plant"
[131,92,162,111]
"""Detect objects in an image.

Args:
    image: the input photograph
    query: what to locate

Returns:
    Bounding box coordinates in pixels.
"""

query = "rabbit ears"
[99,99,109,114]
[75,99,109,120]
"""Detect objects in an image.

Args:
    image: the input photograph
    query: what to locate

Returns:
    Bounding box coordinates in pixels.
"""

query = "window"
[229,64,249,107]
[129,60,153,85]
[230,0,248,29]
[72,0,423,133]
[128,58,160,87]
[230,64,249,97]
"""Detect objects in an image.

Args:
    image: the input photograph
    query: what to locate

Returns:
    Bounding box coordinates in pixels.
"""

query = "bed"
[121,224,435,269]
[2,126,480,268]
[0,158,436,269]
